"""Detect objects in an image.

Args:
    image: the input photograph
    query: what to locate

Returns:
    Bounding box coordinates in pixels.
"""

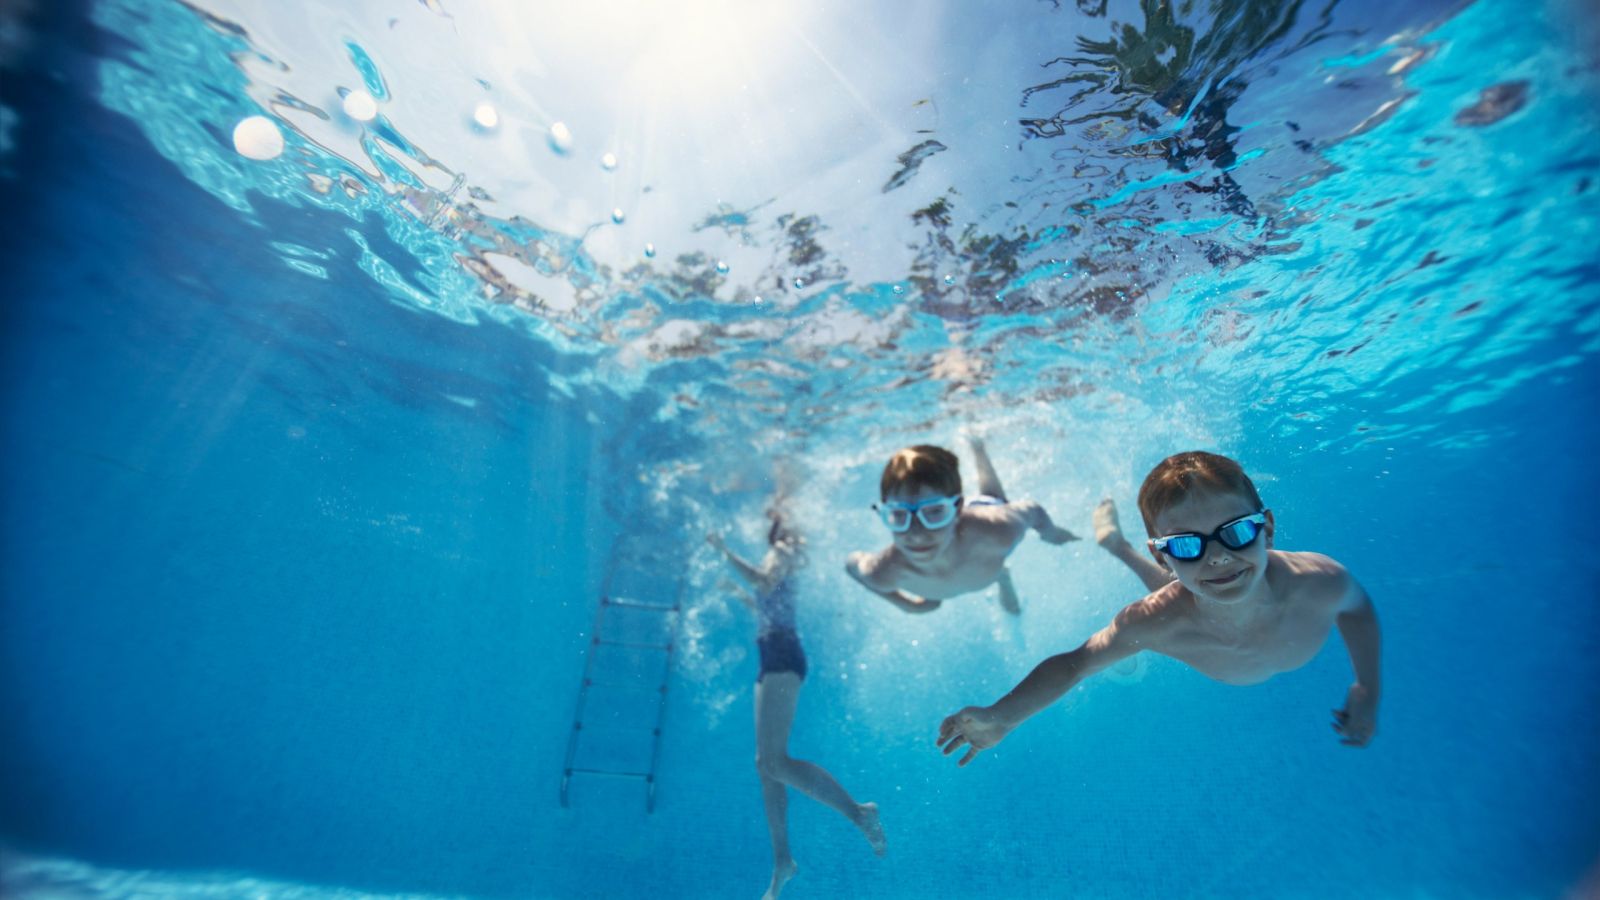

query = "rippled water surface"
[83,0,1600,452]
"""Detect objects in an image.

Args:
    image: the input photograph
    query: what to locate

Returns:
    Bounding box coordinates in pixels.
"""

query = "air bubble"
[943,274,955,285]
[793,278,805,289]
[892,284,904,294]
[611,208,626,224]
[715,260,730,274]
[548,121,574,154]
[644,243,656,258]
[232,116,284,160]
[473,103,499,129]
[342,90,377,122]
[600,152,618,171]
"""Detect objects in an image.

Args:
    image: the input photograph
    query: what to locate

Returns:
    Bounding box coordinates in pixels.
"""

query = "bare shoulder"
[1270,550,1354,606]
[847,546,903,589]
[1097,582,1187,648]
[1121,581,1189,625]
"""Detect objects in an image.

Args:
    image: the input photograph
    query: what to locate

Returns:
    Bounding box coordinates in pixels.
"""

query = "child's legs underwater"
[965,439,1020,611]
[754,670,861,820]
[967,437,1008,502]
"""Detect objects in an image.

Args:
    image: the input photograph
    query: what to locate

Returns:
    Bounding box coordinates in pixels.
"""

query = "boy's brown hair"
[1137,451,1264,536]
[880,445,962,500]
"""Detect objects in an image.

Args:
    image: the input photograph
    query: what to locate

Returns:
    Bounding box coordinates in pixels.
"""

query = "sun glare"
[491,0,809,107]
[628,0,802,98]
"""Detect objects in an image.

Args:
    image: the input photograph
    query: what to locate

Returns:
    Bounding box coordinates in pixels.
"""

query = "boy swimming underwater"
[847,436,1149,615]
[938,450,1381,763]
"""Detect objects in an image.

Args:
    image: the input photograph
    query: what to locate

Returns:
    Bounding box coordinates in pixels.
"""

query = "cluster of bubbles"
[229,93,676,262]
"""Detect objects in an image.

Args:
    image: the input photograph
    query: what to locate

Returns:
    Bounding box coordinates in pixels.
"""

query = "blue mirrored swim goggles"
[1148,511,1268,561]
[874,494,961,532]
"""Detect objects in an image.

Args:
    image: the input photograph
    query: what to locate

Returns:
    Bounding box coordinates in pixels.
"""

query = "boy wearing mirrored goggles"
[938,450,1383,767]
[844,436,1081,616]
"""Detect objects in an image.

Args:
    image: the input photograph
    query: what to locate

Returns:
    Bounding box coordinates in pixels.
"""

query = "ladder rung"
[584,679,668,692]
[572,721,660,735]
[604,598,680,612]
[595,638,672,651]
[568,768,653,779]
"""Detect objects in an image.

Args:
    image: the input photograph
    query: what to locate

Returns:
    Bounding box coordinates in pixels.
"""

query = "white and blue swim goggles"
[1148,511,1268,561]
[874,494,961,532]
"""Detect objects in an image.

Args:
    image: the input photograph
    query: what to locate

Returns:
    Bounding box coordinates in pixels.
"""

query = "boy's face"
[883,481,960,562]
[1149,488,1274,605]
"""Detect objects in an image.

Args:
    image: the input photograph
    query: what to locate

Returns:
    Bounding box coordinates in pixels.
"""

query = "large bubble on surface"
[547,121,574,155]
[231,115,283,160]
[341,89,378,122]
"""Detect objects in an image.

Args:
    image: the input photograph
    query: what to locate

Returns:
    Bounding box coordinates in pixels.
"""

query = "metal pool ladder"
[560,539,682,813]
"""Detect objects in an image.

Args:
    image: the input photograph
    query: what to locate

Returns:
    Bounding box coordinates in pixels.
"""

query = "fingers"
[1330,709,1372,747]
[937,715,976,762]
[1339,728,1371,747]
[1042,527,1079,545]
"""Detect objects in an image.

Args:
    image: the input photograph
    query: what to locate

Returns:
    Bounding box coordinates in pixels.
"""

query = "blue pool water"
[2,0,1597,897]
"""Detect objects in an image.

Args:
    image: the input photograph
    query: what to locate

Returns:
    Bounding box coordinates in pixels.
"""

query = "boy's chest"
[1163,607,1336,684]
[895,546,1009,599]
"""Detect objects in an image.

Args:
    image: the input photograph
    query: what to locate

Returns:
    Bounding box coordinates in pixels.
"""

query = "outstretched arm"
[846,552,942,614]
[718,578,759,613]
[707,532,768,590]
[937,601,1155,765]
[1011,499,1078,545]
[1094,498,1174,592]
[1106,542,1174,592]
[1332,576,1381,747]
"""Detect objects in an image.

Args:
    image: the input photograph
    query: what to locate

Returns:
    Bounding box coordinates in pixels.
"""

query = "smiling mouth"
[1202,568,1249,586]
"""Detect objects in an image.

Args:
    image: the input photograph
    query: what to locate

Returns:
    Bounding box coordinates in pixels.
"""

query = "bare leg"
[1094,498,1175,592]
[756,676,798,899]
[972,437,1025,615]
[996,568,1021,615]
[759,775,797,900]
[757,673,887,858]
[965,435,1008,501]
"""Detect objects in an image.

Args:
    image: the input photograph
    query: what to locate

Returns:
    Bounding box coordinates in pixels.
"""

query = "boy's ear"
[1147,542,1170,572]
[1263,509,1277,549]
